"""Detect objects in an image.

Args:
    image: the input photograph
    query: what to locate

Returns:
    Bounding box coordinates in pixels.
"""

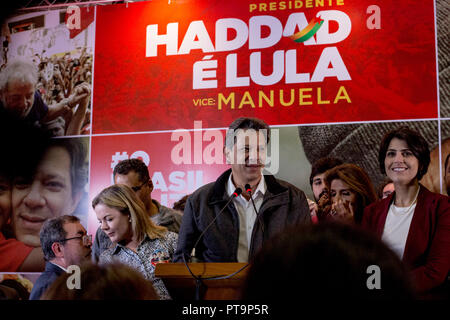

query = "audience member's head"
[323,163,377,224]
[0,279,29,300]
[242,223,414,300]
[40,262,158,300]
[225,117,270,188]
[39,215,91,268]
[92,184,166,244]
[11,138,88,246]
[0,60,38,118]
[444,153,450,195]
[113,158,153,210]
[309,157,343,202]
[0,284,19,300]
[378,178,395,199]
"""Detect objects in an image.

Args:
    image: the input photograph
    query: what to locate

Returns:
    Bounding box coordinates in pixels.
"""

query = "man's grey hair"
[40,215,80,261]
[0,60,38,92]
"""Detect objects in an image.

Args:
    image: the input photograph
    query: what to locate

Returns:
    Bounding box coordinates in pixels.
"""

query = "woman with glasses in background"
[92,184,178,300]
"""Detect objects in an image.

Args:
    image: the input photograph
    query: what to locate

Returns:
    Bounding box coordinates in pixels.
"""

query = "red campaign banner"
[88,130,229,235]
[92,0,437,133]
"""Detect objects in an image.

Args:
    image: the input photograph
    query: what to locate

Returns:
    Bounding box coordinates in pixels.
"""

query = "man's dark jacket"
[174,169,311,262]
[29,262,65,300]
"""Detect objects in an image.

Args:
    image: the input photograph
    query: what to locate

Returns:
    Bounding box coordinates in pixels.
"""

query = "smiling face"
[384,138,419,186]
[11,146,79,247]
[225,129,267,187]
[94,203,132,244]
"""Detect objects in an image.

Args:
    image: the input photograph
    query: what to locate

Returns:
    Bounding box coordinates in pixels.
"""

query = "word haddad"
[146,11,352,90]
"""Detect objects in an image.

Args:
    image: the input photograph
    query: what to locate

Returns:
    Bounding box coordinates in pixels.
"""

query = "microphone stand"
[245,183,265,236]
[183,188,242,300]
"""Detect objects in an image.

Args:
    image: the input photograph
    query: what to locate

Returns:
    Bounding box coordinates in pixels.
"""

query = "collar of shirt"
[226,173,266,202]
[49,261,67,272]
[111,234,151,255]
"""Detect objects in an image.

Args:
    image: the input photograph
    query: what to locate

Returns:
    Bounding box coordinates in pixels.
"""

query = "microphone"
[189,187,242,262]
[245,183,258,215]
[245,183,265,236]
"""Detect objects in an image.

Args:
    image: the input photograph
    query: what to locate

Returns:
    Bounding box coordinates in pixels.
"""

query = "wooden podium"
[154,262,249,300]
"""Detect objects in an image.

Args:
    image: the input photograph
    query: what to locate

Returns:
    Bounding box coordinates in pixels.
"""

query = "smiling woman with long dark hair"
[362,126,450,298]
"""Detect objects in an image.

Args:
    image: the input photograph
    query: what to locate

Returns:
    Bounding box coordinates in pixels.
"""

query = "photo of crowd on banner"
[1,0,449,303]
[0,8,93,137]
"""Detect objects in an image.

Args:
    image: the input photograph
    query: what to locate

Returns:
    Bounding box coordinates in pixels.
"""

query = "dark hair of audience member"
[113,158,150,184]
[309,157,343,186]
[40,262,158,300]
[0,279,30,300]
[242,223,415,300]
[378,126,430,180]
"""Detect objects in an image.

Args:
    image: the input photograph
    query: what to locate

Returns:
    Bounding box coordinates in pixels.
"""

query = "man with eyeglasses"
[91,158,182,261]
[30,215,92,300]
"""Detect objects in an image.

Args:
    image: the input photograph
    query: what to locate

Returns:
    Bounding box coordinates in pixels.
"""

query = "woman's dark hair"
[242,223,415,301]
[378,127,430,180]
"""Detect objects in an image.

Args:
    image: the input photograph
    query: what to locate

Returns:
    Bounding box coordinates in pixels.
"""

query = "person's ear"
[51,242,64,258]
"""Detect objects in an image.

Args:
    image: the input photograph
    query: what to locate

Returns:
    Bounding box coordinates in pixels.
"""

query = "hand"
[68,82,91,107]
[318,191,329,208]
[330,199,354,222]
[308,199,318,217]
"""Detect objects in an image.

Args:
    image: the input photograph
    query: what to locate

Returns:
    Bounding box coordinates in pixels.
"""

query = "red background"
[88,131,228,235]
[92,0,438,133]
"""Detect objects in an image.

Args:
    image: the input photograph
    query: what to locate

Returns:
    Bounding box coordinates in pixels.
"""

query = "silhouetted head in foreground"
[41,262,158,300]
[242,223,414,300]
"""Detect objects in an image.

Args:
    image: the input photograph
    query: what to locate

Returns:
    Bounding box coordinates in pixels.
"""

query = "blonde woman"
[92,184,177,300]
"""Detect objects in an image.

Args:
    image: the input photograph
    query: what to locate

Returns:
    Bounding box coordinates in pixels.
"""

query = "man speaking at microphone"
[174,117,310,263]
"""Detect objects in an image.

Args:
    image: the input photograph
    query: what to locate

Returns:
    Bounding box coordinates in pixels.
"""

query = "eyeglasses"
[60,234,92,246]
[131,180,148,192]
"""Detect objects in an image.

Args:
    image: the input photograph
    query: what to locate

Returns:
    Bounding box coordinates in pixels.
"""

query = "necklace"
[392,186,420,215]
